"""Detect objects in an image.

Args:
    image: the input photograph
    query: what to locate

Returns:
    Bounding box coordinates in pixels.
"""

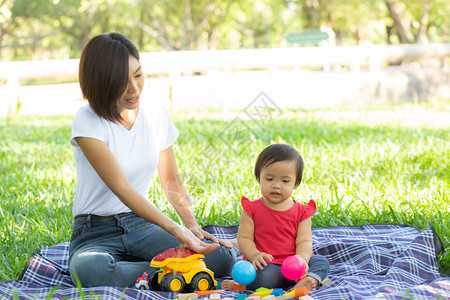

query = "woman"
[69,32,238,287]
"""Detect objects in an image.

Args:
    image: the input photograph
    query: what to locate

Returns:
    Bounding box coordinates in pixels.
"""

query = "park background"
[0,0,449,285]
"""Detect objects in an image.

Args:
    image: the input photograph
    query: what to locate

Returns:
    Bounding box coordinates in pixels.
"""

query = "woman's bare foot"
[292,276,319,291]
[221,279,235,291]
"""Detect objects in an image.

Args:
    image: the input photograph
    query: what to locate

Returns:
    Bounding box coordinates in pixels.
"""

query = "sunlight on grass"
[0,102,449,281]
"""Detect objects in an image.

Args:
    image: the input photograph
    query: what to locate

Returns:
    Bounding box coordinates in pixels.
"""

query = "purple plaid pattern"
[1,225,449,299]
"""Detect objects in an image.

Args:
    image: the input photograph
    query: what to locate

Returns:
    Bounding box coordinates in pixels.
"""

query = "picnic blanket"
[0,224,449,300]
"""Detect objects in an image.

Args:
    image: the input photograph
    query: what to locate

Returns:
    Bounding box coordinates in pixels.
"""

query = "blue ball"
[231,261,256,286]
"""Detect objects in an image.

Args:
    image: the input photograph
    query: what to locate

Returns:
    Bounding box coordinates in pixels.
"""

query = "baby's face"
[259,159,297,210]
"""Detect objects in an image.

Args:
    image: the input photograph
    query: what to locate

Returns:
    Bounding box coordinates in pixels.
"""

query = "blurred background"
[0,0,449,115]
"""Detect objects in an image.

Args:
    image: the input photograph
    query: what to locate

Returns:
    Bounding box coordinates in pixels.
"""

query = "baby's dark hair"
[254,144,304,188]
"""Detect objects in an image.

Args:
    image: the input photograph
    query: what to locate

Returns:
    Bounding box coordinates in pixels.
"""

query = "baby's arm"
[292,217,320,291]
[295,217,313,274]
[237,211,273,269]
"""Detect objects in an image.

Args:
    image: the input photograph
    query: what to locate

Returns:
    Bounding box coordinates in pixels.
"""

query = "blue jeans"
[246,255,330,290]
[68,212,239,287]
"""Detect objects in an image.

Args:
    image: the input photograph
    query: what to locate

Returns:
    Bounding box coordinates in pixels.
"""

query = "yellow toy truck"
[148,247,217,293]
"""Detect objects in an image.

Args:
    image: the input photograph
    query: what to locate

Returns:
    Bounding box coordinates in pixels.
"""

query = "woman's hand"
[250,252,274,270]
[157,147,233,249]
[172,224,220,254]
[189,226,233,249]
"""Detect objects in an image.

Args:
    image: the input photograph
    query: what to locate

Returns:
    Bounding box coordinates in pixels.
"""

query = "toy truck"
[148,247,217,293]
[135,272,150,289]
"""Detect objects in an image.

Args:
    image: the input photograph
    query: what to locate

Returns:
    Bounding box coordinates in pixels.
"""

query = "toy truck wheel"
[138,283,148,290]
[190,272,213,291]
[161,273,185,293]
[149,271,161,291]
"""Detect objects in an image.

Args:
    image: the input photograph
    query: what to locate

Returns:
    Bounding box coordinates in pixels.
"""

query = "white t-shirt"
[70,100,179,216]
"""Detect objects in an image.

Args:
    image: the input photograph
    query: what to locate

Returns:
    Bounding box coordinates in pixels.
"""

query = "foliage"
[0,103,449,282]
[0,0,449,60]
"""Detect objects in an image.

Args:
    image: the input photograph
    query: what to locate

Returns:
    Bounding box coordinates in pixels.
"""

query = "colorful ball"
[281,255,307,280]
[231,261,256,285]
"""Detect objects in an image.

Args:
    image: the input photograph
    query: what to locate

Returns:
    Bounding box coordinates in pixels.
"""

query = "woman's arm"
[157,146,230,248]
[237,211,273,269]
[75,137,218,254]
[157,146,198,230]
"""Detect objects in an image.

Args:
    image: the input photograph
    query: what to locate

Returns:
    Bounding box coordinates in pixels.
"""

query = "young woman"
[69,32,238,287]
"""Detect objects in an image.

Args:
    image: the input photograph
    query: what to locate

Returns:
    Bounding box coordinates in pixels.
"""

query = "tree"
[293,0,385,45]
[0,0,449,61]
[383,0,450,44]
[54,0,134,58]
[384,0,415,43]
[226,0,293,48]
[0,0,16,59]
[133,0,237,51]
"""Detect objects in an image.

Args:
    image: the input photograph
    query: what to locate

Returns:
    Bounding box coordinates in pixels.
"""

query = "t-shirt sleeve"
[154,101,179,151]
[299,199,317,221]
[241,196,254,219]
[71,106,106,147]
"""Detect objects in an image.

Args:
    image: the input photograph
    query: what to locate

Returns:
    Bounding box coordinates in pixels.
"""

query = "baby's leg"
[291,254,330,291]
[247,263,289,290]
[223,263,288,291]
[292,276,318,291]
[305,255,330,288]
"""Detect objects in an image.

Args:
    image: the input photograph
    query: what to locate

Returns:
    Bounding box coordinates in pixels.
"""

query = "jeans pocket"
[70,223,87,244]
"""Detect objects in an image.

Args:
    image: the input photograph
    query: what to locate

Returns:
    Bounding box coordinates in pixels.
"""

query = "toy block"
[177,293,198,300]
[274,296,286,300]
[270,289,284,297]
[209,294,221,300]
[262,295,276,300]
[246,296,261,300]
[222,298,234,300]
[293,287,308,297]
[321,277,332,285]
[236,294,247,300]
[196,289,225,296]
[233,282,247,290]
[299,296,315,300]
[250,287,272,298]
[284,295,293,299]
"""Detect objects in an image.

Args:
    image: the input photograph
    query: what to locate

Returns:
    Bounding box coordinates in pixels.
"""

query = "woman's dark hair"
[254,144,304,188]
[79,32,140,123]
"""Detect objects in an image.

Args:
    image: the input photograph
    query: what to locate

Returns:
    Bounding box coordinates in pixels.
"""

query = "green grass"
[0,102,449,283]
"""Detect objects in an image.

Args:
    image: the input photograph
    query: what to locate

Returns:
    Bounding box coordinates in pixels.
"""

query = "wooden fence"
[1,44,449,116]
[1,43,449,81]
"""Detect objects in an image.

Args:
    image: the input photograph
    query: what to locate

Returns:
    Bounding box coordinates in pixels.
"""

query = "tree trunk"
[384,0,414,43]
[334,30,345,46]
[138,6,145,50]
[302,0,321,29]
[386,25,393,44]
[417,0,430,44]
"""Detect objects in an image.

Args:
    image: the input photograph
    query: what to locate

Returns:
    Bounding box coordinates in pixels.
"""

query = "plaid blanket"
[1,225,449,300]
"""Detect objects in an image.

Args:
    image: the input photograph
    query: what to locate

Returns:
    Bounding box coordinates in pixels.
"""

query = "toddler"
[223,144,329,291]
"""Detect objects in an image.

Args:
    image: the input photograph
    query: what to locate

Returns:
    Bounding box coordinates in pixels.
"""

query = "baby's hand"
[250,252,274,270]
[295,255,309,279]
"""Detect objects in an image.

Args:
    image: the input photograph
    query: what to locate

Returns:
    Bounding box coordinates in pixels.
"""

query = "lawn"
[0,101,449,282]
